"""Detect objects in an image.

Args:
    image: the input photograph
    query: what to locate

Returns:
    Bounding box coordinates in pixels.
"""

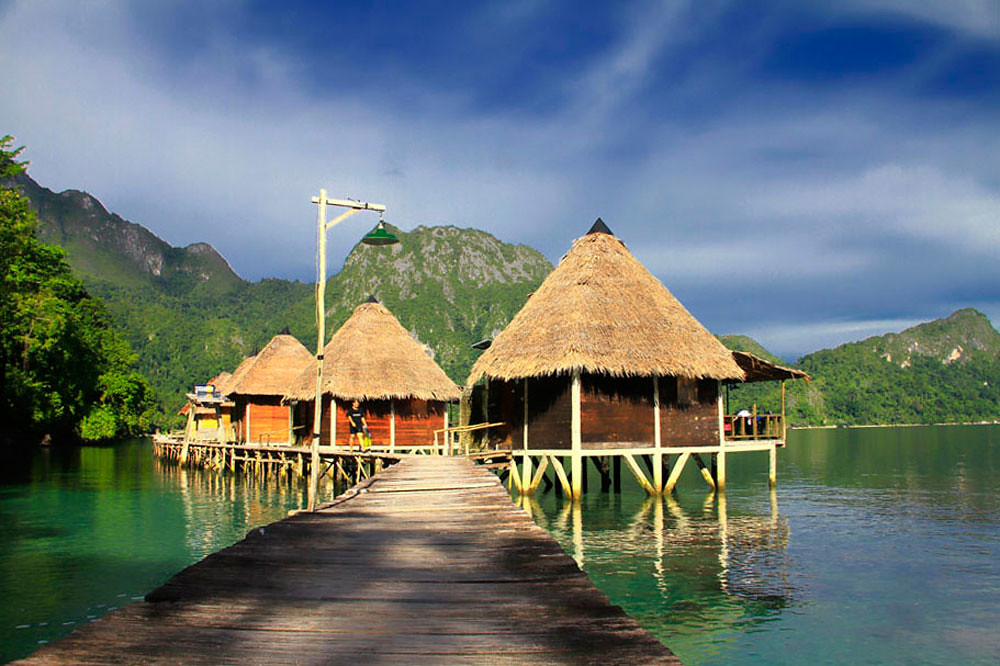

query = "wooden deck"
[17,457,679,665]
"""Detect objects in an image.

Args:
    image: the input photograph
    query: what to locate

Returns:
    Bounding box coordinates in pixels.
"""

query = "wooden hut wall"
[580,374,655,448]
[493,375,574,450]
[487,380,521,449]
[394,399,446,446]
[246,396,292,444]
[659,378,720,447]
[295,397,447,448]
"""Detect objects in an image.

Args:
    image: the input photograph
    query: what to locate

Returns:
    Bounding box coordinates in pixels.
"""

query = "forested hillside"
[721,309,1000,426]
[12,161,999,430]
[15,172,552,423]
[1,137,156,444]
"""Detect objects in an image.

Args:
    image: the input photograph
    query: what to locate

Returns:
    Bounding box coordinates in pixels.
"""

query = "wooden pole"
[781,380,787,441]
[653,377,662,492]
[691,453,716,491]
[663,451,689,493]
[181,407,194,465]
[308,189,329,511]
[717,449,726,491]
[769,442,777,487]
[570,370,582,500]
[390,399,396,452]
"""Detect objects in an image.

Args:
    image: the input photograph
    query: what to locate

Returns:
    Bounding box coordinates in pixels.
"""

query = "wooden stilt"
[549,455,572,497]
[622,453,656,495]
[521,453,532,494]
[613,455,621,493]
[509,459,523,493]
[653,377,662,492]
[527,456,549,494]
[664,451,690,493]
[769,443,777,487]
[717,450,726,491]
[570,370,582,500]
[594,457,611,492]
[691,453,716,491]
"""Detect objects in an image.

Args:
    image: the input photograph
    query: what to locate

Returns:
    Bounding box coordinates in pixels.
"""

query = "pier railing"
[434,422,507,456]
[724,410,785,441]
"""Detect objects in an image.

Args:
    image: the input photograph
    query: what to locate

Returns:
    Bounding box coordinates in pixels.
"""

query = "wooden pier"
[17,457,679,665]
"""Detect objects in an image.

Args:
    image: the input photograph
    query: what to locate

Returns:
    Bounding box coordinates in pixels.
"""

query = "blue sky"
[2,0,998,360]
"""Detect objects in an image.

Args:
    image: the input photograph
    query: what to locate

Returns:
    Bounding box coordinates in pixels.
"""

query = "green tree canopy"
[1,135,156,443]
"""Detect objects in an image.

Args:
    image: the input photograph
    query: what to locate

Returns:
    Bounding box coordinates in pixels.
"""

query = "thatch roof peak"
[587,217,614,235]
[285,301,461,402]
[467,229,745,383]
[225,334,314,397]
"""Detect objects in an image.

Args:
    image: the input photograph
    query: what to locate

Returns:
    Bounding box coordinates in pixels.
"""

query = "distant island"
[6,152,1000,434]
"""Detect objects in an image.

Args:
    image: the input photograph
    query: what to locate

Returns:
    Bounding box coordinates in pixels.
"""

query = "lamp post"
[308,189,398,510]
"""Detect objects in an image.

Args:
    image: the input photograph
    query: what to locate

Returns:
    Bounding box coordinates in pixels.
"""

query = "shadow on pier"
[16,457,679,665]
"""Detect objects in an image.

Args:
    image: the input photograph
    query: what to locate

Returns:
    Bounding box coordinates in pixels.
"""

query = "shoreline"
[790,420,1000,430]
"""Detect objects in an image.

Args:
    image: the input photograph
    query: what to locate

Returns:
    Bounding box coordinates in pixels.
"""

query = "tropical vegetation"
[0,136,156,443]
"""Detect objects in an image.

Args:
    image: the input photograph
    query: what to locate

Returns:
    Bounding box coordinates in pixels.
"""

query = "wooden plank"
[20,456,680,665]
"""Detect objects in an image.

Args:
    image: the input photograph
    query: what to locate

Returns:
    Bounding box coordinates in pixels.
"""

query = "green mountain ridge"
[13,173,552,423]
[721,311,1000,425]
[12,170,999,428]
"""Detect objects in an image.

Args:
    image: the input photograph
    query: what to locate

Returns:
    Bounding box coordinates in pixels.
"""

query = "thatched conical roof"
[285,301,461,402]
[467,221,744,383]
[225,334,314,397]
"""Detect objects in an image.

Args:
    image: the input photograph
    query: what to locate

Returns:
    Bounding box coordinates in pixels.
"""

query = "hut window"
[678,377,697,406]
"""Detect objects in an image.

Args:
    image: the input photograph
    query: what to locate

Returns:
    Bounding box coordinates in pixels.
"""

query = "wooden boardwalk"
[18,457,679,665]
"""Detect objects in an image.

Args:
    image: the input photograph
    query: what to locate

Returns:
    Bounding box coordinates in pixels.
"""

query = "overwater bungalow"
[466,219,805,497]
[284,299,462,450]
[224,333,314,445]
[178,372,234,442]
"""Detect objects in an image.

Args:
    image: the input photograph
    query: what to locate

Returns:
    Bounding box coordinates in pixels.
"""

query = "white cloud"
[1,0,998,356]
[838,0,1000,39]
[746,164,1000,253]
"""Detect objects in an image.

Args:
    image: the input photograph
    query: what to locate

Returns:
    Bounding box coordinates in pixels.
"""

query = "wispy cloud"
[1,0,997,356]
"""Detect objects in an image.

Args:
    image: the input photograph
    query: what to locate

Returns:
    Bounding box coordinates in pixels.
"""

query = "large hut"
[467,219,749,497]
[225,333,314,445]
[285,299,461,450]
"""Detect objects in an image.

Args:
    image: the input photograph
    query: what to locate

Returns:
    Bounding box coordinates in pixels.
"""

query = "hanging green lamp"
[361,217,399,246]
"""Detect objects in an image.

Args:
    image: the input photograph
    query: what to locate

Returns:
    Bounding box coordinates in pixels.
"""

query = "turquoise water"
[521,425,1000,664]
[0,440,307,663]
[2,427,998,664]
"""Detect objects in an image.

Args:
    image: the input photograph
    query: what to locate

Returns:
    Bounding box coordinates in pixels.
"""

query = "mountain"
[14,173,242,297]
[12,174,552,422]
[795,310,1000,425]
[870,309,1000,367]
[11,172,998,428]
[721,312,1000,426]
[717,335,788,365]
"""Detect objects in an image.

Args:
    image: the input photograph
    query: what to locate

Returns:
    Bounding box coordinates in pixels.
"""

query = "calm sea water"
[522,425,1000,665]
[1,427,998,664]
[0,440,308,663]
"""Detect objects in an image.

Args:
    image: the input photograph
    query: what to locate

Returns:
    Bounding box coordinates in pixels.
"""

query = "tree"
[1,135,156,443]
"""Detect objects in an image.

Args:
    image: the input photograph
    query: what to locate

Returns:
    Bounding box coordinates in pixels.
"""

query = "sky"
[2,0,998,361]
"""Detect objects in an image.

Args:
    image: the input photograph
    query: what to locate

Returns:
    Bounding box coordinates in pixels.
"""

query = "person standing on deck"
[347,400,367,452]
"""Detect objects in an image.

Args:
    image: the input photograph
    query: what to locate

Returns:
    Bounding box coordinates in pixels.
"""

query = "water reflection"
[525,486,796,637]
[0,440,304,663]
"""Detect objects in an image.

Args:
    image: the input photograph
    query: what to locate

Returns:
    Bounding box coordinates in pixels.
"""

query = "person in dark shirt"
[347,400,367,452]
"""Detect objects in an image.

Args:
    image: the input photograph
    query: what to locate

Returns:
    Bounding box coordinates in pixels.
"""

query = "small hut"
[178,372,234,442]
[467,219,748,497]
[225,333,314,445]
[285,299,461,450]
